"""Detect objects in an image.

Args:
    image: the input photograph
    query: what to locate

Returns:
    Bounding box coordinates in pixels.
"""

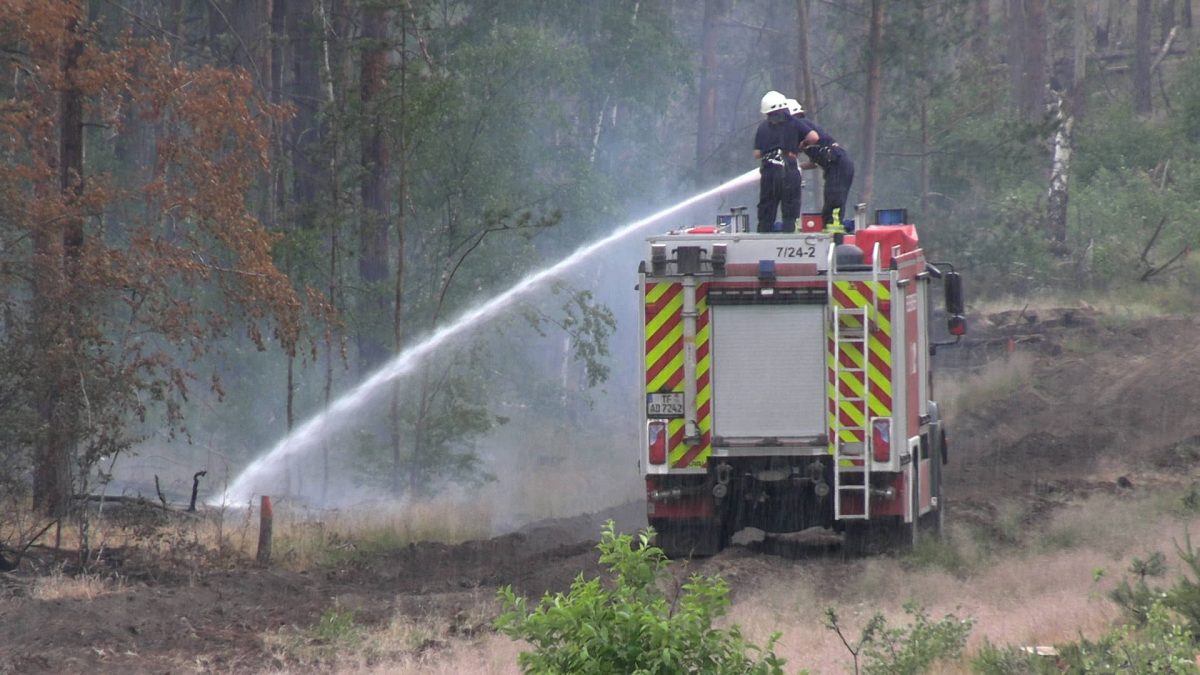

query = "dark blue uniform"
[795,118,854,228]
[784,114,808,221]
[753,111,801,232]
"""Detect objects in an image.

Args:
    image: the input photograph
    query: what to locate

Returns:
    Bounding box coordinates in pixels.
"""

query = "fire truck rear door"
[710,304,826,440]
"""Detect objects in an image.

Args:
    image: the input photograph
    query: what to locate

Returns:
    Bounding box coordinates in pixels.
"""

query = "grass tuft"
[30,569,125,600]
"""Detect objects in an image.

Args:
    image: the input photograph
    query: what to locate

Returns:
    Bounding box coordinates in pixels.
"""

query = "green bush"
[313,607,361,645]
[1057,603,1199,674]
[496,521,784,674]
[1110,533,1200,638]
[1023,535,1200,674]
[825,603,973,675]
[970,639,1058,674]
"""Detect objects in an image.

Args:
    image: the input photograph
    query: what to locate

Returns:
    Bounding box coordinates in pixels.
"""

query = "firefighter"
[783,98,806,223]
[753,90,801,233]
[796,117,854,234]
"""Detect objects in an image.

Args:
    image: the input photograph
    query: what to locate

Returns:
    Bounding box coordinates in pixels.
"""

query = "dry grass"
[936,351,1035,421]
[262,602,522,675]
[242,498,497,568]
[720,502,1200,673]
[285,496,1200,673]
[345,633,523,675]
[30,569,126,600]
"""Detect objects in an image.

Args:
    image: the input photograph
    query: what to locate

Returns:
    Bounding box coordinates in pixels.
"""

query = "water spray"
[214,169,758,505]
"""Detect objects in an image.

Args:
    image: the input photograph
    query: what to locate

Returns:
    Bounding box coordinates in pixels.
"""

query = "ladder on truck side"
[832,305,872,520]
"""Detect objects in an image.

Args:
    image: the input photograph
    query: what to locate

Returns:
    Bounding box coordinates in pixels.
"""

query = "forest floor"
[5,303,1200,673]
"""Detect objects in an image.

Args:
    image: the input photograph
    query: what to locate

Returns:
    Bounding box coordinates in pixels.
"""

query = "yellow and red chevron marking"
[826,280,893,453]
[643,282,711,470]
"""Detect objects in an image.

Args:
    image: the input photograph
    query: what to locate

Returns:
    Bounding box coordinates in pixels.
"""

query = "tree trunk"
[290,0,324,230]
[390,10,408,497]
[695,0,722,187]
[317,0,344,506]
[357,5,391,374]
[920,95,929,219]
[1163,0,1178,41]
[1070,0,1088,117]
[795,0,818,116]
[972,0,990,59]
[1006,0,1027,114]
[230,0,271,86]
[1006,0,1046,120]
[1022,0,1048,121]
[859,0,885,213]
[1135,0,1153,117]
[34,1,87,517]
[796,0,821,199]
[1094,0,1112,50]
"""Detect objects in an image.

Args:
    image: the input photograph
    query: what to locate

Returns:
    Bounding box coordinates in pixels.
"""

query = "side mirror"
[944,271,964,315]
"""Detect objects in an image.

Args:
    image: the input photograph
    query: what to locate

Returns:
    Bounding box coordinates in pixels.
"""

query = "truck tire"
[650,517,724,559]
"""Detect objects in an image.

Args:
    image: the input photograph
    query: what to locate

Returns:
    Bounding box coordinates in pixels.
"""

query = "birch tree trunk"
[1046,92,1074,247]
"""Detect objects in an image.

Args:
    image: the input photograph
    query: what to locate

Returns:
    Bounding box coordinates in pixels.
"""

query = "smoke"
[199,171,757,515]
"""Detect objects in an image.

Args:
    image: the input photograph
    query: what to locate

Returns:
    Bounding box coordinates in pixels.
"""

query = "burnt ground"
[4,306,1200,673]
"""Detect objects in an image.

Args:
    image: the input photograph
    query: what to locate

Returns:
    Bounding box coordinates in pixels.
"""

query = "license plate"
[647,392,684,418]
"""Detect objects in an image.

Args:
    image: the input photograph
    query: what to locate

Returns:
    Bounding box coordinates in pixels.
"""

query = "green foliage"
[1181,482,1200,514]
[313,607,361,645]
[970,640,1059,675]
[1042,534,1200,674]
[825,603,973,675]
[1109,551,1169,627]
[1057,603,1199,674]
[495,521,785,675]
[521,284,617,389]
[905,536,972,579]
[1108,533,1200,639]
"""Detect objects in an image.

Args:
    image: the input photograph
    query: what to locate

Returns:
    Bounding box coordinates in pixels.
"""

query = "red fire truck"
[638,209,965,557]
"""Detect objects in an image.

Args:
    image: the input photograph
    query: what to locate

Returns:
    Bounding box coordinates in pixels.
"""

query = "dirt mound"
[948,310,1200,497]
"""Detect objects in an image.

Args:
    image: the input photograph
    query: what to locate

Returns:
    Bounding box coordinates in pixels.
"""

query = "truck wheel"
[650,517,723,559]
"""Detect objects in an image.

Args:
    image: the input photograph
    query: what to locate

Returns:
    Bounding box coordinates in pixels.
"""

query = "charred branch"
[154,474,168,511]
[0,519,59,572]
[188,470,206,512]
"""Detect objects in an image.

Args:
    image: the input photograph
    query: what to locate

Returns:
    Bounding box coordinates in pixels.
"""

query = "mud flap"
[842,518,912,557]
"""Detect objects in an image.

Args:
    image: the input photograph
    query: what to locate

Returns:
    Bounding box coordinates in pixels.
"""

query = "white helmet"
[786,98,804,116]
[760,90,788,114]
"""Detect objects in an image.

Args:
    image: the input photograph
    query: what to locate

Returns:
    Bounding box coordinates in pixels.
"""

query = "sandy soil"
[4,306,1200,674]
